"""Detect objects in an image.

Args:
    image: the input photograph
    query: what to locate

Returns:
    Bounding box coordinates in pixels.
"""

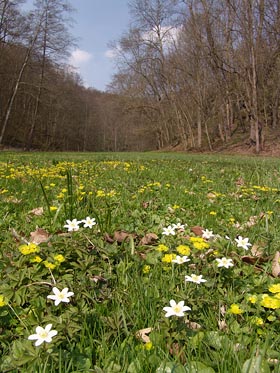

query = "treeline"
[1,0,280,153]
[110,0,280,153]
[0,0,153,151]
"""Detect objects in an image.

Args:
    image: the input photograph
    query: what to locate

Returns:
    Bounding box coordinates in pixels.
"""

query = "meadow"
[0,151,279,373]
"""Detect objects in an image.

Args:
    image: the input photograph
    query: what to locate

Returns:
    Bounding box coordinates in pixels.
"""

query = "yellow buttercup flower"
[260,294,280,309]
[43,261,56,270]
[251,317,264,326]
[143,342,153,351]
[142,265,151,274]
[268,284,280,294]
[156,244,169,252]
[53,254,65,263]
[162,254,176,263]
[19,243,40,255]
[0,295,7,307]
[229,304,244,315]
[192,241,210,250]
[247,295,258,304]
[30,256,43,263]
[96,190,106,197]
[176,245,191,256]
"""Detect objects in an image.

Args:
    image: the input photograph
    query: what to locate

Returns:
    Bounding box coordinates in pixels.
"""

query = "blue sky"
[68,0,131,91]
[23,0,131,91]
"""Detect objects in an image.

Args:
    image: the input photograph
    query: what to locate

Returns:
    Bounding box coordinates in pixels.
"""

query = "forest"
[1,0,280,153]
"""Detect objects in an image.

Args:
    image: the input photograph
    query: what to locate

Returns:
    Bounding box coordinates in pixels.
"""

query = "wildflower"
[64,218,81,232]
[162,253,176,263]
[162,225,176,236]
[192,240,210,250]
[251,317,264,326]
[229,304,244,315]
[47,287,74,306]
[53,254,65,263]
[81,216,96,228]
[185,274,207,284]
[176,245,191,256]
[235,236,252,250]
[0,295,7,307]
[247,294,258,304]
[142,265,151,274]
[30,256,43,263]
[49,206,58,211]
[172,255,190,264]
[143,342,153,351]
[28,324,58,346]
[209,211,217,216]
[216,257,234,268]
[163,299,191,317]
[260,294,280,309]
[172,222,185,230]
[96,190,106,197]
[268,284,280,294]
[19,243,40,255]
[189,237,209,250]
[202,229,215,240]
[43,261,56,270]
[156,244,169,252]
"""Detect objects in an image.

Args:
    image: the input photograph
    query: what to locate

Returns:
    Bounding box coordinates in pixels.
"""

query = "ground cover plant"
[0,152,280,373]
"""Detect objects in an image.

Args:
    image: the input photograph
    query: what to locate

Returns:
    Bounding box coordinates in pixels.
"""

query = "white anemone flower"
[64,219,81,232]
[162,225,176,236]
[202,229,215,240]
[216,257,234,268]
[235,236,252,250]
[185,274,207,284]
[47,287,74,306]
[81,216,96,228]
[172,223,185,230]
[28,324,57,346]
[163,299,191,317]
[172,255,190,264]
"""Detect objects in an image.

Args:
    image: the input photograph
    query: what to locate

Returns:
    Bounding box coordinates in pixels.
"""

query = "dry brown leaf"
[30,228,50,244]
[3,197,22,204]
[90,275,107,283]
[236,177,245,186]
[251,244,264,257]
[113,230,136,243]
[139,233,158,246]
[272,251,280,277]
[185,320,201,330]
[191,226,203,236]
[104,232,114,243]
[207,192,216,202]
[220,305,226,316]
[218,320,227,331]
[135,327,153,343]
[28,207,44,216]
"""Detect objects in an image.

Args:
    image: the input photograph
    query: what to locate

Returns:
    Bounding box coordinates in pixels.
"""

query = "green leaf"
[185,361,215,373]
[156,362,186,373]
[242,356,270,373]
[127,359,142,373]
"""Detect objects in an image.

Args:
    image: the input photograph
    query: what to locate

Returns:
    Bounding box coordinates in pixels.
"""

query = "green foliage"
[0,152,280,372]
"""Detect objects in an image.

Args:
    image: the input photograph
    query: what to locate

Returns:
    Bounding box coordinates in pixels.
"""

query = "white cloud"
[69,49,92,67]
[105,49,117,59]
[142,25,182,50]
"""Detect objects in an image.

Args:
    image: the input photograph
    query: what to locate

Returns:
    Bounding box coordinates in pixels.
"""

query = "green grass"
[0,152,280,372]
